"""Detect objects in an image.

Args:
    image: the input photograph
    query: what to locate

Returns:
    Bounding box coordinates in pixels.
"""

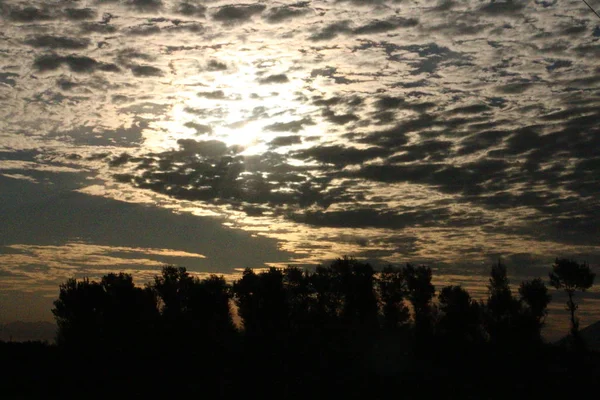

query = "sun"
[146,50,321,155]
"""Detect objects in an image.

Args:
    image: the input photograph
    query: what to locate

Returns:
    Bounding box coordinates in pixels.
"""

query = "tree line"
[2,256,597,399]
[52,257,595,350]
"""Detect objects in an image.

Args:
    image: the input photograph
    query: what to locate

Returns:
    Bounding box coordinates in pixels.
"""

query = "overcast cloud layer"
[1,0,599,334]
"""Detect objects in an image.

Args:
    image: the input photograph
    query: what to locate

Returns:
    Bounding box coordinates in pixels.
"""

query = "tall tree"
[330,257,378,332]
[232,267,288,336]
[151,265,195,319]
[484,260,520,345]
[310,264,344,329]
[100,273,159,348]
[437,285,482,345]
[283,266,313,334]
[52,277,105,347]
[517,278,551,343]
[403,263,435,339]
[188,274,235,340]
[549,258,595,336]
[377,265,409,330]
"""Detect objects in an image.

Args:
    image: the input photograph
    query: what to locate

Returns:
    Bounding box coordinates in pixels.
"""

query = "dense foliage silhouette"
[2,256,599,399]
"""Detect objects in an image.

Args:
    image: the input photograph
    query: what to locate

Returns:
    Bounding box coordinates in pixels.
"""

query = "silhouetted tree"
[437,285,482,345]
[283,266,313,334]
[403,263,435,340]
[257,267,289,334]
[484,260,520,345]
[232,268,261,335]
[517,278,551,343]
[232,267,288,336]
[310,263,344,329]
[549,258,595,337]
[151,265,195,319]
[53,273,158,348]
[377,265,410,330]
[52,277,105,347]
[330,257,379,333]
[188,274,235,340]
[99,273,159,348]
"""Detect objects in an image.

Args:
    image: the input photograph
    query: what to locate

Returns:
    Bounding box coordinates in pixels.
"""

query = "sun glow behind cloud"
[148,47,325,154]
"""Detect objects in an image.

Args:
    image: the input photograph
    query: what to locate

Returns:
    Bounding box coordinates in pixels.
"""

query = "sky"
[1,0,599,340]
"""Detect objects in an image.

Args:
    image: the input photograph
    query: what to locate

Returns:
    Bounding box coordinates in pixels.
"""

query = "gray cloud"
[126,0,163,11]
[7,6,54,22]
[197,90,227,99]
[495,81,534,94]
[184,122,213,135]
[0,72,19,87]
[25,35,91,50]
[268,135,303,148]
[258,74,289,84]
[289,206,468,230]
[206,59,228,71]
[310,66,356,84]
[130,65,163,77]
[309,20,352,41]
[34,54,120,73]
[175,2,207,17]
[291,145,391,166]
[264,118,315,132]
[479,1,525,15]
[64,8,98,20]
[212,4,267,23]
[353,16,419,34]
[264,3,311,23]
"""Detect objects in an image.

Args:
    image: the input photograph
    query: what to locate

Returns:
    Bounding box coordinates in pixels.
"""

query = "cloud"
[130,65,163,77]
[264,4,312,23]
[390,140,454,163]
[126,0,163,11]
[128,23,162,35]
[309,21,352,41]
[289,207,459,230]
[51,122,146,147]
[258,74,289,84]
[264,118,315,132]
[206,59,228,71]
[0,72,19,87]
[322,110,360,125]
[7,6,54,22]
[291,145,390,166]
[212,4,267,23]
[80,21,118,34]
[479,1,525,15]
[64,8,98,20]
[176,139,230,157]
[33,54,120,73]
[310,66,356,84]
[495,81,534,94]
[353,17,419,34]
[268,135,303,148]
[446,104,492,115]
[108,153,132,167]
[197,90,227,99]
[184,122,213,135]
[25,35,90,50]
[175,2,207,17]
[457,130,511,156]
